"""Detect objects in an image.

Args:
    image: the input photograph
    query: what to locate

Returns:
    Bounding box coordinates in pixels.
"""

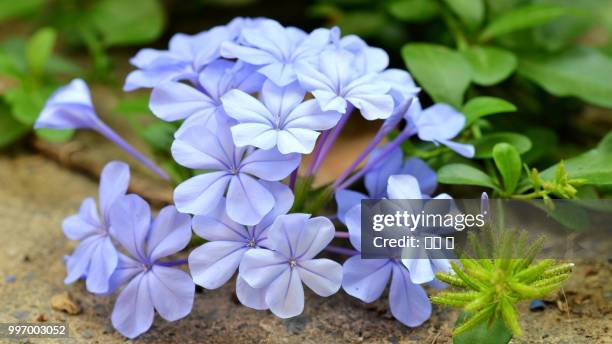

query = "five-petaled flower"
[222,80,342,154]
[109,195,194,339]
[295,49,394,120]
[404,98,475,158]
[239,214,343,318]
[341,173,452,285]
[171,118,300,225]
[221,19,331,87]
[340,175,444,327]
[188,181,292,306]
[63,161,129,294]
[149,60,264,133]
[124,18,251,91]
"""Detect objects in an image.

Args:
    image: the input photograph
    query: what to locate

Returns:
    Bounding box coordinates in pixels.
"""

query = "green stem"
[438,0,469,51]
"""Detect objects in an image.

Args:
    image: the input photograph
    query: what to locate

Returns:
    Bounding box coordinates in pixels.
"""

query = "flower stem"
[332,125,387,189]
[306,130,330,176]
[289,168,298,191]
[325,245,358,256]
[334,231,349,238]
[335,128,413,191]
[96,121,169,180]
[156,258,188,267]
[311,104,354,174]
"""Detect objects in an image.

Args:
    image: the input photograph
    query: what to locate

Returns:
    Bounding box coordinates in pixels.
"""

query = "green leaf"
[0,111,29,148]
[402,43,471,108]
[518,47,612,108]
[545,202,590,231]
[26,27,56,78]
[493,143,522,194]
[89,0,165,46]
[472,132,532,159]
[453,311,513,344]
[540,132,612,185]
[462,46,517,86]
[0,0,46,22]
[462,96,516,126]
[522,127,558,165]
[387,0,439,23]
[4,86,52,125]
[438,163,498,190]
[35,128,75,142]
[443,0,484,28]
[479,4,574,41]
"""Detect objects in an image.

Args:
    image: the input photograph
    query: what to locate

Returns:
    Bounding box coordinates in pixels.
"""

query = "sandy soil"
[0,139,610,343]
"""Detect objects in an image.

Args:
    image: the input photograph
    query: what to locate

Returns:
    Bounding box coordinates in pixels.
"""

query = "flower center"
[246,239,257,248]
[288,259,298,268]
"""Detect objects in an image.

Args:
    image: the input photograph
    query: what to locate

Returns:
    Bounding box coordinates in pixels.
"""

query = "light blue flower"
[221,19,331,87]
[342,174,452,284]
[149,60,264,132]
[239,214,343,318]
[295,49,394,120]
[171,118,300,225]
[405,98,475,158]
[124,17,259,91]
[222,80,342,154]
[62,161,129,294]
[35,79,168,179]
[328,26,389,74]
[335,146,436,222]
[108,195,194,339]
[188,182,292,310]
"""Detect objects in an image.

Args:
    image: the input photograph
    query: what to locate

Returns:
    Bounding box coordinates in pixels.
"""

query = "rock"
[13,310,30,320]
[82,330,94,339]
[530,300,546,312]
[51,292,82,315]
[5,275,16,283]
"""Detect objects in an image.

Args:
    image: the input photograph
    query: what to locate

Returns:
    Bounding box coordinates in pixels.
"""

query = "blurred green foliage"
[0,0,166,148]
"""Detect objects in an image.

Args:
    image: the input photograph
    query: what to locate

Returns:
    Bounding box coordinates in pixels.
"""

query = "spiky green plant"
[431,228,573,338]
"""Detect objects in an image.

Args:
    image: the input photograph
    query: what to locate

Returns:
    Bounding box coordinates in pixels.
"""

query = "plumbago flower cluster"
[37,17,475,339]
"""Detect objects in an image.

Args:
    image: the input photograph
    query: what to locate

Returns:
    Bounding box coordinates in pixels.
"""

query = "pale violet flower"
[295,49,394,120]
[63,161,129,294]
[188,182,292,310]
[221,19,331,87]
[222,80,342,154]
[35,79,168,179]
[149,60,264,131]
[405,98,475,158]
[342,174,452,285]
[379,69,421,106]
[328,26,389,74]
[109,195,194,339]
[335,146,436,222]
[341,220,432,327]
[172,119,300,225]
[239,214,343,318]
[124,23,239,91]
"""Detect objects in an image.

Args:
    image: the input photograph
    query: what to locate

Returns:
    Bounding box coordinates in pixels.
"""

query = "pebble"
[5,275,16,283]
[13,310,30,320]
[82,330,93,339]
[51,292,82,315]
[530,299,546,312]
